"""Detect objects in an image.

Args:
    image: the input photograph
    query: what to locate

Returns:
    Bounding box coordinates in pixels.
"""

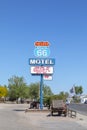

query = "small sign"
[34,47,50,57]
[30,66,53,74]
[34,41,50,47]
[43,75,52,80]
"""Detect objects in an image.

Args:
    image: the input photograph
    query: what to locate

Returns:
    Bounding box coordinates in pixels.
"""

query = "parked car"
[30,101,39,109]
[84,100,87,104]
[66,99,70,105]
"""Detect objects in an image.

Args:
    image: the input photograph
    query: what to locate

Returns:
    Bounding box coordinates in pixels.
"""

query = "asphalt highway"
[68,103,87,115]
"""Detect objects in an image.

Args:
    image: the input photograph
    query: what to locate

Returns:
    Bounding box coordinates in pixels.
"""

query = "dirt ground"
[0,103,87,130]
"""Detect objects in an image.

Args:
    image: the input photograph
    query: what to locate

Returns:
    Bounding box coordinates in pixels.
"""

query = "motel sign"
[29,58,55,65]
[29,41,55,110]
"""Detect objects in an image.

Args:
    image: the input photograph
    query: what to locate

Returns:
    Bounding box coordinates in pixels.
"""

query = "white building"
[80,95,87,103]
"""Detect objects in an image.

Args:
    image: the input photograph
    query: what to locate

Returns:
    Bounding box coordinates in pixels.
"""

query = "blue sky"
[0,0,87,94]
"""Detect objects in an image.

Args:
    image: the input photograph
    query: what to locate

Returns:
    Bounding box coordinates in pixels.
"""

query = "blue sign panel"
[29,58,55,65]
[34,47,50,57]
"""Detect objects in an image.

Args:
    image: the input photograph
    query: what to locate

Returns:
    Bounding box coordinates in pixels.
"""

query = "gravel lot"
[0,103,87,130]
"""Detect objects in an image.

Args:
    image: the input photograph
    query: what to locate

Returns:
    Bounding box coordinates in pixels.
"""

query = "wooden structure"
[67,109,77,118]
[51,100,67,116]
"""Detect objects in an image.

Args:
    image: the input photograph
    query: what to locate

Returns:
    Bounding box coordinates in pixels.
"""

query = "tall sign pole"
[40,74,43,109]
[34,41,50,110]
[29,41,55,110]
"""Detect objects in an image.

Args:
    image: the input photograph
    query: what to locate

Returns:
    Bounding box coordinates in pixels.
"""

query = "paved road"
[0,104,87,130]
[68,103,87,115]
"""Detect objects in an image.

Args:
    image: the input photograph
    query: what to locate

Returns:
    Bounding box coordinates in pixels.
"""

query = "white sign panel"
[43,75,52,80]
[30,66,53,74]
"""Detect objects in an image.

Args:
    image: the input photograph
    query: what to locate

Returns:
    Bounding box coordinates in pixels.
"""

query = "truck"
[50,100,67,116]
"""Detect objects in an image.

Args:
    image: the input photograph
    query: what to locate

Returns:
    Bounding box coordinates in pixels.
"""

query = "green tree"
[43,85,53,97]
[28,82,53,103]
[24,86,30,98]
[43,85,53,107]
[75,85,83,95]
[28,82,39,100]
[8,76,27,101]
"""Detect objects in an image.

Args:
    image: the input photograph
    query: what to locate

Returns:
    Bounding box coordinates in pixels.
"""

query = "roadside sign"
[29,41,55,110]
[30,66,53,74]
[34,47,50,57]
[34,41,50,47]
[43,75,52,80]
[29,58,55,65]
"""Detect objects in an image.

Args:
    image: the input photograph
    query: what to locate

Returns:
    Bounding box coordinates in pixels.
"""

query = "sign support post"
[29,41,55,110]
[40,74,43,110]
